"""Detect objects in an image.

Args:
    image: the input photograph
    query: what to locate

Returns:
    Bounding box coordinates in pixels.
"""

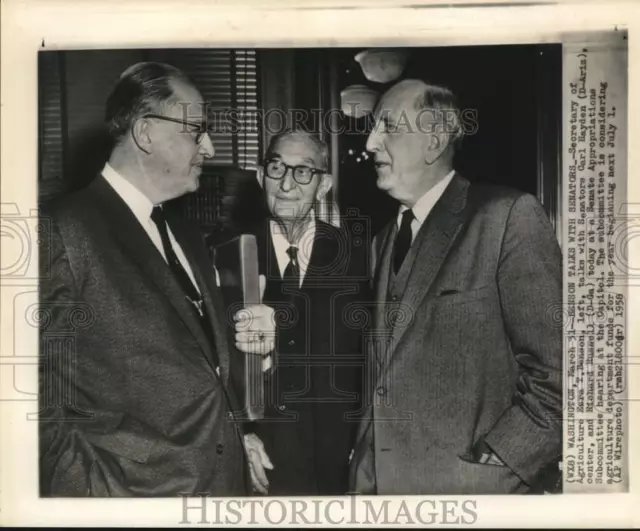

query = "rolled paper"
[214,234,264,420]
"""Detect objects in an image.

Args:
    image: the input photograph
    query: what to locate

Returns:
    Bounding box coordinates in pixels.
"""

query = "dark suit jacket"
[349,174,563,495]
[249,219,370,495]
[38,175,249,497]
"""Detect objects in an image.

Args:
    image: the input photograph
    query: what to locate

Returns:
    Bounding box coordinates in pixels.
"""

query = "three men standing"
[40,61,562,497]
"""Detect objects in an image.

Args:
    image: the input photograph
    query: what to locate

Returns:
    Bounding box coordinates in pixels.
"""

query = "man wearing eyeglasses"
[38,62,275,496]
[241,129,369,495]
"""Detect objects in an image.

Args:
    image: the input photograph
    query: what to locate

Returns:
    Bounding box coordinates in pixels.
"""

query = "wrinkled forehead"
[270,135,324,167]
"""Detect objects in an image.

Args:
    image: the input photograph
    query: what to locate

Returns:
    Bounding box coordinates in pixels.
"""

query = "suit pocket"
[458,452,506,468]
[85,414,156,464]
[456,455,524,494]
[432,284,494,305]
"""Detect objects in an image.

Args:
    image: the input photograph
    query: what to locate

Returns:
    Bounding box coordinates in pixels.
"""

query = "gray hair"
[105,62,193,142]
[412,81,464,149]
[265,128,330,171]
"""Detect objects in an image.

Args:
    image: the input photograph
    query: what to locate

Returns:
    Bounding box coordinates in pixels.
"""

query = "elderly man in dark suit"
[242,129,369,496]
[349,79,562,494]
[38,62,274,496]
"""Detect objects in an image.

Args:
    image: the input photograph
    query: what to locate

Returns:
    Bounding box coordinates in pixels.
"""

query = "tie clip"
[187,296,204,317]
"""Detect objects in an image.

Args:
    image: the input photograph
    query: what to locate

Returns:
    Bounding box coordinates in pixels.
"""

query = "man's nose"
[366,123,381,153]
[280,168,296,192]
[199,133,215,159]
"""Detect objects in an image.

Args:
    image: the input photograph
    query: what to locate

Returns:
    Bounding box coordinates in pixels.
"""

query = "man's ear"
[315,173,333,202]
[131,117,153,154]
[425,132,449,165]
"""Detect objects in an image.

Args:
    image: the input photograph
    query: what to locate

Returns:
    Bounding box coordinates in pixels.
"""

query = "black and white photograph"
[36,44,566,497]
[0,0,634,526]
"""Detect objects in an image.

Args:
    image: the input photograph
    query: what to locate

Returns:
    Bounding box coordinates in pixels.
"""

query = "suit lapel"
[389,174,470,355]
[353,175,471,450]
[301,220,338,286]
[373,223,395,328]
[372,222,396,371]
[253,221,282,298]
[350,219,394,448]
[90,177,217,374]
[258,219,336,289]
[168,212,231,381]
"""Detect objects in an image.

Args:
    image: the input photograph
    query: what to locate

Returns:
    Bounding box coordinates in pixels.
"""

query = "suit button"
[288,340,296,346]
[376,386,387,396]
[227,412,234,421]
[391,295,398,301]
[278,405,287,411]
[216,444,224,455]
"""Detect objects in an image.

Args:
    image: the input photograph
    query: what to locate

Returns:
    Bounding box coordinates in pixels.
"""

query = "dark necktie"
[150,206,219,367]
[151,206,201,306]
[393,209,415,274]
[283,245,300,286]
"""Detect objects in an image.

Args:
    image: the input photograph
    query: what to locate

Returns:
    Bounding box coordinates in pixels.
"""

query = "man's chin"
[376,172,393,191]
[188,171,201,191]
[273,208,299,220]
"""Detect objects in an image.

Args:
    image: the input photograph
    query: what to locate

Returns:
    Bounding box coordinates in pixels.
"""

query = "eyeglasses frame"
[263,158,326,186]
[142,113,211,144]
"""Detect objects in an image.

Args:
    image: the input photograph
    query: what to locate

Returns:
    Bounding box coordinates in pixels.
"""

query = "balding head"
[105,62,194,143]
[366,79,459,207]
[266,129,330,171]
[377,79,462,143]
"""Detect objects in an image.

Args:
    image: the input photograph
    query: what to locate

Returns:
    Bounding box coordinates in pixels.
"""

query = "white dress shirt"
[269,212,317,288]
[262,213,316,372]
[397,170,455,242]
[102,163,201,294]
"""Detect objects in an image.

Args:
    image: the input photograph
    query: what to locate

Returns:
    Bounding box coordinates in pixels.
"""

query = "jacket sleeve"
[483,194,563,486]
[39,215,146,497]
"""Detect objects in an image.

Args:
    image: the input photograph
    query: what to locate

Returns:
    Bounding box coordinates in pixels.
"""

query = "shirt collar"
[101,162,156,223]
[269,211,316,265]
[398,169,456,227]
[270,210,316,246]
